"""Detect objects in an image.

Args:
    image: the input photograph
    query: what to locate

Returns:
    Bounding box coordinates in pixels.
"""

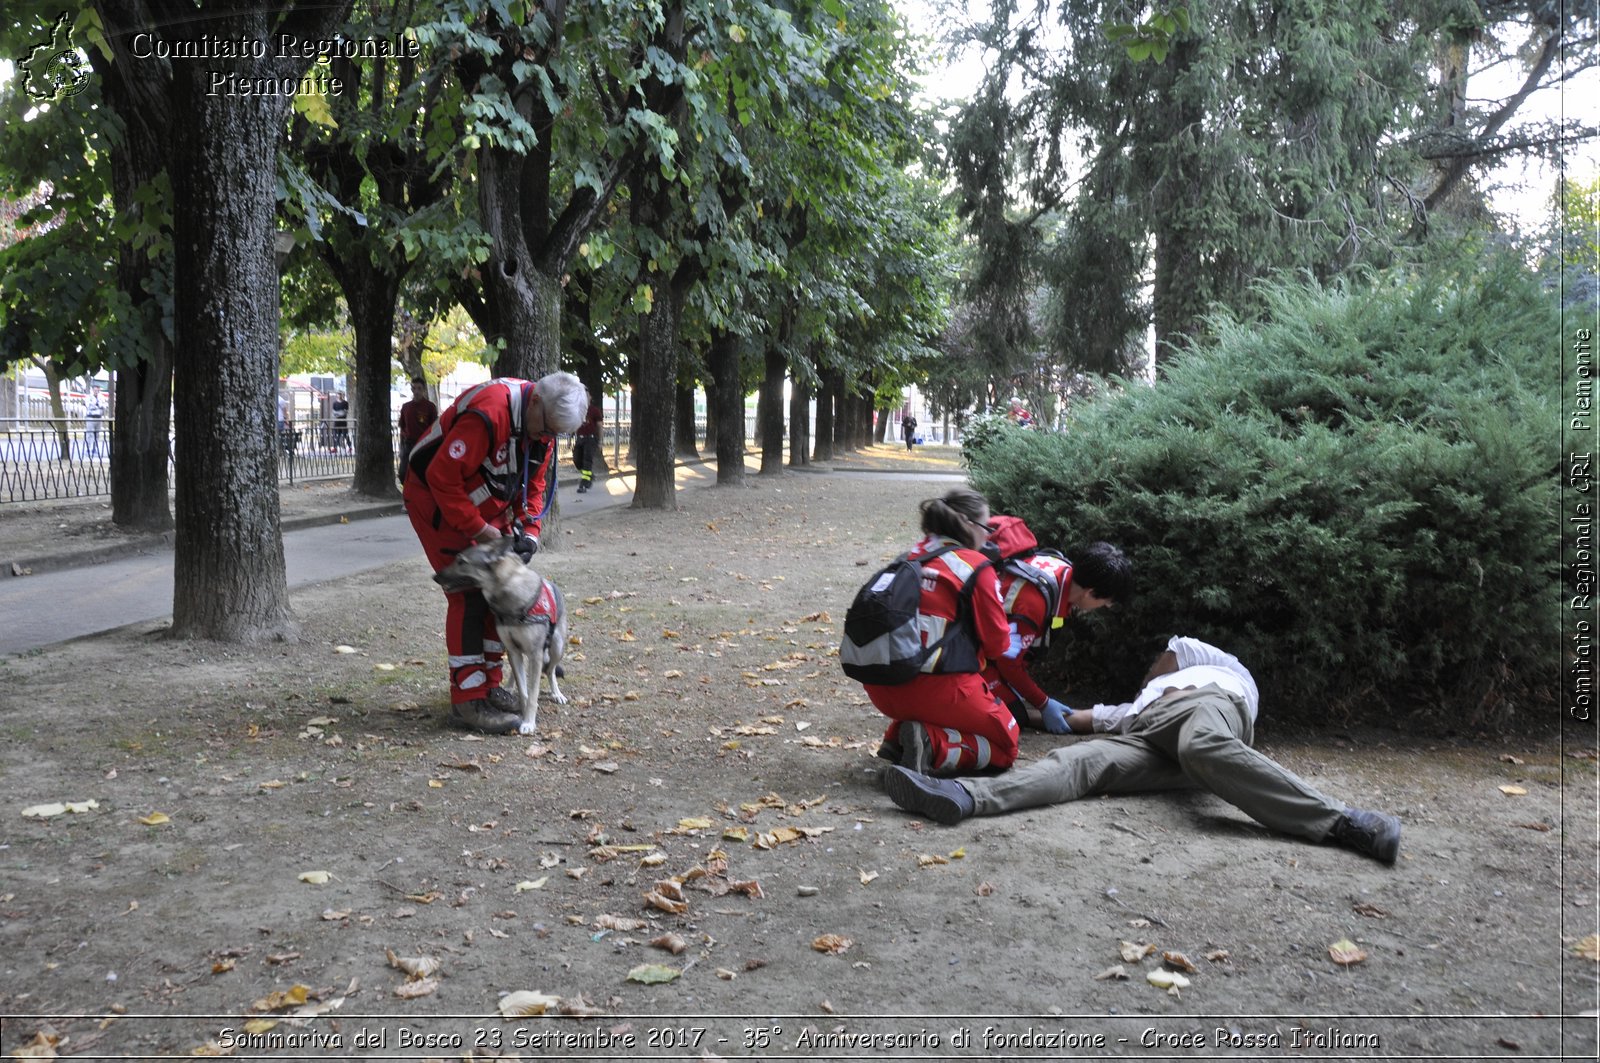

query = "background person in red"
[396,376,438,485]
[981,518,1131,733]
[404,371,589,733]
[865,487,1019,776]
[572,400,603,493]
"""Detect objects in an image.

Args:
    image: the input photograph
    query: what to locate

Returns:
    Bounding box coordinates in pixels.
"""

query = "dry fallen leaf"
[1162,951,1198,973]
[1146,969,1189,989]
[644,890,687,914]
[21,799,99,818]
[1120,941,1158,963]
[1498,784,1528,796]
[1205,949,1231,963]
[252,985,310,1012]
[1094,965,1130,981]
[498,990,560,1018]
[1352,901,1389,918]
[594,914,648,932]
[1574,934,1600,963]
[386,949,441,979]
[136,812,170,826]
[859,869,880,886]
[626,963,681,984]
[650,933,689,955]
[514,878,548,893]
[916,853,950,868]
[1328,938,1369,966]
[297,870,332,885]
[812,934,853,955]
[393,977,438,999]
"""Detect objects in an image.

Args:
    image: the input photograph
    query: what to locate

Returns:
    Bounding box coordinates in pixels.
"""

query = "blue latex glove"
[1040,698,1073,734]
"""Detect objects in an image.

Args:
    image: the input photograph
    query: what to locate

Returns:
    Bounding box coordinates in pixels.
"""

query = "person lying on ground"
[881,636,1403,864]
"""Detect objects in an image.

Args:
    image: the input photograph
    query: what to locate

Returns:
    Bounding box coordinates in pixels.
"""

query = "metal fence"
[2,414,775,505]
[0,418,395,504]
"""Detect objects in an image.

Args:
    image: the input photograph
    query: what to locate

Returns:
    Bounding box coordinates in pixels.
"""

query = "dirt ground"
[1,459,1597,1060]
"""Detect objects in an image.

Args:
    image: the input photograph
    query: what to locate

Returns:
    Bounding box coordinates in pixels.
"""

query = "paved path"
[1,466,964,654]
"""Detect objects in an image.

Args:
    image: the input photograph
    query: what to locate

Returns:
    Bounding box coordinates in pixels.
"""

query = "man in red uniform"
[396,376,437,486]
[404,371,589,733]
[981,518,1131,733]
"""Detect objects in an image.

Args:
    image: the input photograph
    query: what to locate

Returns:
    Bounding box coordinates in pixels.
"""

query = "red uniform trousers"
[404,478,506,705]
[867,672,1019,774]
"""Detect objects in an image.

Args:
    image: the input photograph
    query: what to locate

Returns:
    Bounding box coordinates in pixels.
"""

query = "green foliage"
[968,255,1561,730]
[958,411,1015,468]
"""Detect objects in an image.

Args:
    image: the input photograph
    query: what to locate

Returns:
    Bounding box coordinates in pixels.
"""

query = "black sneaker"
[449,699,522,735]
[875,739,902,763]
[1329,808,1401,865]
[882,766,974,825]
[899,721,934,774]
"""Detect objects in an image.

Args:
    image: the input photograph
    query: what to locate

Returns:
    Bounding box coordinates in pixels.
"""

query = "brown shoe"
[449,699,522,735]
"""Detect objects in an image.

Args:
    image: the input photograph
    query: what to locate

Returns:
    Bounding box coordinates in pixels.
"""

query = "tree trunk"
[34,359,70,460]
[345,273,403,499]
[788,375,810,468]
[707,327,745,486]
[166,12,309,643]
[631,277,680,509]
[757,343,785,475]
[875,402,891,444]
[98,31,173,532]
[1149,37,1205,364]
[479,143,562,380]
[674,384,699,458]
[110,357,173,532]
[813,368,838,462]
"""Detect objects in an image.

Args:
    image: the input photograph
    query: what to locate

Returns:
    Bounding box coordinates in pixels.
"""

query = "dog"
[432,536,568,735]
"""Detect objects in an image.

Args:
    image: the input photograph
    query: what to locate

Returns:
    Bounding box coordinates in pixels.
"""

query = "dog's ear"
[485,535,517,559]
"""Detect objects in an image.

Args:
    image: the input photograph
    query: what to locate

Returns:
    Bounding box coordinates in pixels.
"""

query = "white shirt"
[1089,636,1260,732]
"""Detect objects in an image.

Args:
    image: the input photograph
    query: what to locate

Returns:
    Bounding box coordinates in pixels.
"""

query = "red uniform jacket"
[983,554,1074,709]
[407,379,555,541]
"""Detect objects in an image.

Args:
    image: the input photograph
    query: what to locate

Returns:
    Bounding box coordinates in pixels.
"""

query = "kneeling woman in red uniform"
[866,487,1019,776]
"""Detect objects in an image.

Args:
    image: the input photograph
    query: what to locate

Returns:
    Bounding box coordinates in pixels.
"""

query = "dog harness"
[515,580,560,627]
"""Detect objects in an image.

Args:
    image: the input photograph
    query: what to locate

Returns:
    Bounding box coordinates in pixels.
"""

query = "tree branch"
[1424,26,1560,212]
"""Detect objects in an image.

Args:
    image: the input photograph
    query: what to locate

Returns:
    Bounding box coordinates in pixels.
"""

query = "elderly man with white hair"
[881,636,1402,864]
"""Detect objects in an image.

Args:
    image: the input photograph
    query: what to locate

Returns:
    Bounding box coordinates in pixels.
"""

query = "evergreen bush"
[970,255,1561,730]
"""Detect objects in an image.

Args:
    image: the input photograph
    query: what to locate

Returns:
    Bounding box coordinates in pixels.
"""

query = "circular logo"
[447,439,468,460]
[44,50,89,98]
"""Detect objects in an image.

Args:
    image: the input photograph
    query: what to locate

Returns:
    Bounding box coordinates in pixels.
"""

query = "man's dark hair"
[1072,541,1132,604]
[411,376,426,387]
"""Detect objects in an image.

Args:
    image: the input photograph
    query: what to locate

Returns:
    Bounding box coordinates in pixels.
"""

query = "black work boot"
[449,698,522,735]
[1328,808,1402,865]
[485,686,521,715]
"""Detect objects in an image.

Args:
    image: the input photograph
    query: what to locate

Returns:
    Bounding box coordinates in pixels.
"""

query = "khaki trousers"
[964,684,1345,842]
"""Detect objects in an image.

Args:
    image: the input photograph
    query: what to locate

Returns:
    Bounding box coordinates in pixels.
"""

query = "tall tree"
[1,4,176,530]
[112,0,352,642]
[945,0,1595,367]
[290,0,469,498]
